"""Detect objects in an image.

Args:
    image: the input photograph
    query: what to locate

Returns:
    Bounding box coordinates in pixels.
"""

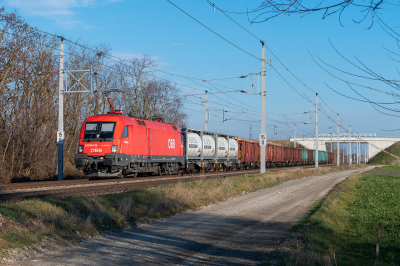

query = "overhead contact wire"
[166,0,260,60]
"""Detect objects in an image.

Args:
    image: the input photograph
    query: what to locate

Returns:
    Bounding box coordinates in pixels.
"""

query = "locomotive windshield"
[84,122,116,142]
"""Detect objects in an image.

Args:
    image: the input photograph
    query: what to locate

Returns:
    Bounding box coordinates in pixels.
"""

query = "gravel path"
[8,166,375,266]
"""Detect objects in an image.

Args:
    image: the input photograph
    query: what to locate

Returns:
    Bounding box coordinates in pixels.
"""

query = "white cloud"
[55,20,82,29]
[81,0,96,6]
[8,0,79,17]
[6,0,119,29]
[83,24,97,29]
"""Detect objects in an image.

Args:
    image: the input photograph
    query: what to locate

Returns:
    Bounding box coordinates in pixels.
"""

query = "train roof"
[83,114,181,132]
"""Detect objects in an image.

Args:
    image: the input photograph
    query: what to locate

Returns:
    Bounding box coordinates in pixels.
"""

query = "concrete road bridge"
[278,134,400,163]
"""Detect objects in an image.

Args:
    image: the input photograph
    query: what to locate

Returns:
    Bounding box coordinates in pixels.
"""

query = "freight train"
[75,106,334,178]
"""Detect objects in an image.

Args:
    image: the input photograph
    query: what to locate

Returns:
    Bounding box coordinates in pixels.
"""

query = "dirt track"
[8,166,375,266]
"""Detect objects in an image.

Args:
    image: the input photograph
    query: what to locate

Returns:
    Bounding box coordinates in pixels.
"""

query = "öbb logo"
[91,148,103,153]
[168,139,175,149]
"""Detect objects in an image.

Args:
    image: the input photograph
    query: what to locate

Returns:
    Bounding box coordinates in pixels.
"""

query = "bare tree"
[0,7,187,183]
[0,7,60,182]
[216,0,396,29]
[113,56,187,126]
[310,44,400,120]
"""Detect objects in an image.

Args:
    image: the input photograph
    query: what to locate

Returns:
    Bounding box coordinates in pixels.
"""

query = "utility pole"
[315,93,318,168]
[204,91,208,131]
[359,134,361,164]
[360,135,361,163]
[360,134,361,164]
[249,124,252,140]
[356,133,358,164]
[260,41,266,174]
[343,145,344,163]
[330,133,333,152]
[366,143,368,163]
[364,143,367,163]
[56,37,93,181]
[362,142,364,163]
[349,125,352,165]
[57,38,64,181]
[294,124,296,148]
[337,113,340,166]
[357,133,360,164]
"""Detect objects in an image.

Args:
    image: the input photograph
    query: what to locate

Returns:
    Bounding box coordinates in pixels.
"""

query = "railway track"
[0,164,337,203]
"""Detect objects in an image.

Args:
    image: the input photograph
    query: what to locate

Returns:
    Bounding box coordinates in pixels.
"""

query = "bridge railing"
[269,135,400,140]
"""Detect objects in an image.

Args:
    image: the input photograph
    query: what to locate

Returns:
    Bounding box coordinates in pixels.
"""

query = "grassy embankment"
[282,166,400,266]
[368,141,400,165]
[0,164,363,258]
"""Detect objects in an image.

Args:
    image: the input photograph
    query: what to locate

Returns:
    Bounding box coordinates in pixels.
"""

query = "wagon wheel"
[158,167,163,176]
[189,165,194,174]
[120,170,126,179]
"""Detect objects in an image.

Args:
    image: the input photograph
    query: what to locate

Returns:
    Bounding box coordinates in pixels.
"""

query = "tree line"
[0,7,187,183]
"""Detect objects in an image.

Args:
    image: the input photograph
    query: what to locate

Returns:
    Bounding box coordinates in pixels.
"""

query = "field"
[368,141,400,165]
[0,165,363,260]
[282,166,400,265]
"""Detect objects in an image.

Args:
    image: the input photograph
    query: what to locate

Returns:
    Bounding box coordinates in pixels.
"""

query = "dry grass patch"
[0,164,364,260]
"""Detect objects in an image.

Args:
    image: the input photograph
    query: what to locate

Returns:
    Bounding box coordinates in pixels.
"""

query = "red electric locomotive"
[75,103,184,178]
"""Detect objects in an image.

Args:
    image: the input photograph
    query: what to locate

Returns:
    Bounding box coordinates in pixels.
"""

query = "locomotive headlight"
[78,145,83,153]
[111,145,118,153]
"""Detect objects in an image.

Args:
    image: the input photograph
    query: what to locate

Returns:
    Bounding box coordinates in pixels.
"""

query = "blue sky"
[5,0,400,139]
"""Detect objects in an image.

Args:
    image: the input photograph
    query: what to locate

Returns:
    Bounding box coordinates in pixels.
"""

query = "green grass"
[363,166,400,178]
[285,169,400,265]
[0,164,364,258]
[368,141,400,165]
[382,165,400,170]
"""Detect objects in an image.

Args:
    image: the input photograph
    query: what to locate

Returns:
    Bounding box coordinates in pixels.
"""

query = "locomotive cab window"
[121,126,129,138]
[85,123,98,133]
[84,122,116,142]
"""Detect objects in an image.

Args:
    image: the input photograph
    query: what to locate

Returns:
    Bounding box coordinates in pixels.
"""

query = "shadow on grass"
[0,188,192,245]
[10,173,85,183]
[286,225,399,266]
